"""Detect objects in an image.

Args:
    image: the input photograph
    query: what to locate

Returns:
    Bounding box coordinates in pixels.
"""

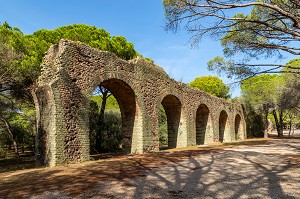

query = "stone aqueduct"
[33,40,246,166]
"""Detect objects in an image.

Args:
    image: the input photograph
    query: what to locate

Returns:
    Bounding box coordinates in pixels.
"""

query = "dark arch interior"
[90,78,136,153]
[219,110,228,143]
[235,114,242,140]
[196,104,210,145]
[161,95,181,149]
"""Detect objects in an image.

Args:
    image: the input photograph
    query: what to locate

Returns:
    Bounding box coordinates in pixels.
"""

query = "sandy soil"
[0,138,299,199]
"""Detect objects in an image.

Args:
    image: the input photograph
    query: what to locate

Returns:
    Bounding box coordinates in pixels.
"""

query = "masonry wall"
[33,39,246,166]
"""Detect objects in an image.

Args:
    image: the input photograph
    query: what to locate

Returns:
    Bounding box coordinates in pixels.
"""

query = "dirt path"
[0,138,299,199]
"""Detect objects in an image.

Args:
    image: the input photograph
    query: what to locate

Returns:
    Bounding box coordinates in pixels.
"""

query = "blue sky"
[0,1,295,97]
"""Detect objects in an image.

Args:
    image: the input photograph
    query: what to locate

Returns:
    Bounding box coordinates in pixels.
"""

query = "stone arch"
[196,104,212,145]
[34,40,247,166]
[234,114,245,140]
[219,110,229,142]
[94,78,143,153]
[161,95,182,149]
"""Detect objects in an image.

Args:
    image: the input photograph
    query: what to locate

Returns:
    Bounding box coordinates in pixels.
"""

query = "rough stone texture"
[33,39,247,166]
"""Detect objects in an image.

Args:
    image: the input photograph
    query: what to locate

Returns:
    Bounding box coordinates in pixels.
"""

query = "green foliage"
[110,36,137,60]
[31,24,138,61]
[240,73,300,137]
[210,5,294,79]
[280,59,300,129]
[241,74,284,108]
[0,148,6,158]
[0,22,140,156]
[164,1,300,79]
[96,110,122,152]
[89,88,122,153]
[145,57,154,64]
[0,22,139,97]
[11,105,36,148]
[0,22,30,98]
[220,10,282,60]
[90,96,170,150]
[241,99,264,138]
[283,58,300,78]
[188,75,230,98]
[208,56,259,79]
[217,1,299,77]
[91,95,119,110]
[286,58,300,68]
[0,94,36,156]
[0,124,11,157]
[89,99,122,153]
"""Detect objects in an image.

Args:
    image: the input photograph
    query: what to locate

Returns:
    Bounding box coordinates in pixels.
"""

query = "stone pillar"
[33,85,57,166]
[176,114,188,148]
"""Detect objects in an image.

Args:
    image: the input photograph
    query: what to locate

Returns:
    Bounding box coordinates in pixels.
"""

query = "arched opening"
[235,114,242,140]
[219,110,228,143]
[196,104,210,145]
[161,95,181,149]
[89,78,138,155]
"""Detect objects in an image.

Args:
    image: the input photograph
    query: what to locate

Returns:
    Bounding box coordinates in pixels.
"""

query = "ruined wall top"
[38,39,241,108]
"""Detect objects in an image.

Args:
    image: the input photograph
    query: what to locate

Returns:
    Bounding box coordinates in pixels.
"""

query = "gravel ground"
[1,138,299,199]
[74,139,300,199]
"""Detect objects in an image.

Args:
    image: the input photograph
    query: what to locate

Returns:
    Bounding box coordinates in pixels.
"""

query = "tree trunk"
[95,87,111,151]
[21,137,25,154]
[99,90,108,125]
[0,116,19,157]
[263,109,269,138]
[272,109,283,138]
[292,126,295,136]
[288,120,292,137]
[278,109,284,137]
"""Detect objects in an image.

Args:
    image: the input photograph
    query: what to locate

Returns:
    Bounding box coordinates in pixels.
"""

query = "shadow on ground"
[0,138,299,198]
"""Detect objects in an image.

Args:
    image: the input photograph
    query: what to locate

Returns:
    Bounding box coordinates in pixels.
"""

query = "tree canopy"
[32,24,138,60]
[281,59,300,113]
[241,74,283,108]
[0,22,138,99]
[240,69,300,137]
[188,75,230,98]
[241,74,283,136]
[0,22,32,98]
[163,0,300,80]
[0,22,139,157]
